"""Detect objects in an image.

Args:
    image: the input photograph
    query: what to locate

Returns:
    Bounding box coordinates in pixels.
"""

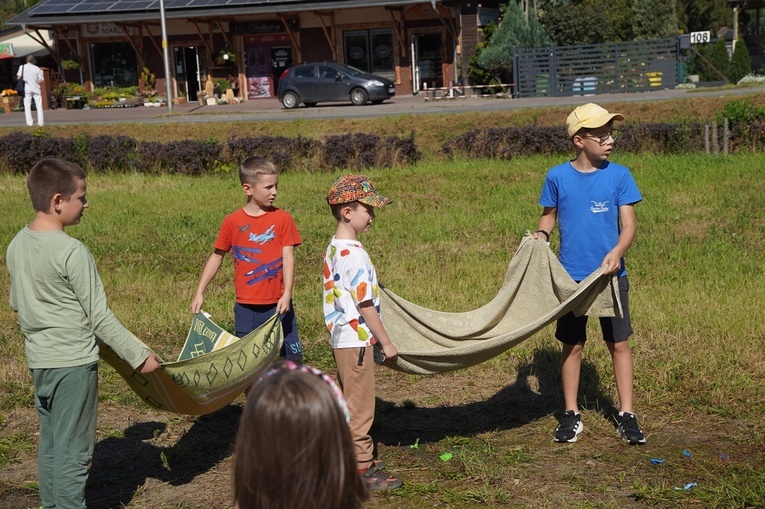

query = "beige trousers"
[333,346,375,470]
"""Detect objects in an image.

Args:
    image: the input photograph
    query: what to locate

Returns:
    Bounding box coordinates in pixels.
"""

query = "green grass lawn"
[1,152,764,508]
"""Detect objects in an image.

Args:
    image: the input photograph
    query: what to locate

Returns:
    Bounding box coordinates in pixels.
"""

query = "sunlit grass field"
[1,152,764,507]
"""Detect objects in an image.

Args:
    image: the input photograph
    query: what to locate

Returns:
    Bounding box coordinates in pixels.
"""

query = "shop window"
[343,29,394,80]
[90,42,138,87]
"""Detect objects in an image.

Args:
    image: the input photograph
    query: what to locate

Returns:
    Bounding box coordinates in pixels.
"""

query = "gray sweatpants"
[31,361,98,509]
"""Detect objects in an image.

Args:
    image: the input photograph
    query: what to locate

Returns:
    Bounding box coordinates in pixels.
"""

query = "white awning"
[0,29,52,60]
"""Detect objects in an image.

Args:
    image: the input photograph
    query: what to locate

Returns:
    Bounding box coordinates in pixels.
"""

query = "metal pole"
[159,0,173,113]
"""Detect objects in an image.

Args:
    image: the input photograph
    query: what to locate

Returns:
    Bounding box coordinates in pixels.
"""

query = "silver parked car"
[277,62,396,109]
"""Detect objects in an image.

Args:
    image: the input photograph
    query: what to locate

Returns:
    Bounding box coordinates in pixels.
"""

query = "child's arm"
[358,301,398,360]
[276,245,294,315]
[190,249,226,313]
[534,206,557,241]
[69,245,160,370]
[137,352,163,373]
[601,204,637,274]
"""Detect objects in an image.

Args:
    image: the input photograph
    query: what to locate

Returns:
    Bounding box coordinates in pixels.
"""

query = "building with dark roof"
[8,0,500,102]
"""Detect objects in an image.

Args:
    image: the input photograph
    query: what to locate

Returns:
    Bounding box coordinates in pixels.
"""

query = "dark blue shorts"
[555,275,633,344]
[234,302,302,360]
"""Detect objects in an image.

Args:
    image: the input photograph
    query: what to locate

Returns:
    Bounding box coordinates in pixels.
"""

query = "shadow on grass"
[86,404,243,509]
[374,344,615,446]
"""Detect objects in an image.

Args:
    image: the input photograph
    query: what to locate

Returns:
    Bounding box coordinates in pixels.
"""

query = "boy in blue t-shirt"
[533,103,645,445]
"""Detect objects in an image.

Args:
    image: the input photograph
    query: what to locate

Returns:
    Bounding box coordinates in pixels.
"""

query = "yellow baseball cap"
[566,103,624,138]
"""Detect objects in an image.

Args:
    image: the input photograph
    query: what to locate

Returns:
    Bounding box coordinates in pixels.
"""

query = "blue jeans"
[234,302,303,360]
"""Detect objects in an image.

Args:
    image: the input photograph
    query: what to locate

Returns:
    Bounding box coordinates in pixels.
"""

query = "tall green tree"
[477,1,550,83]
[467,23,499,86]
[537,0,633,46]
[690,38,731,82]
[633,0,678,39]
[729,37,752,83]
[675,0,731,34]
[1,0,42,30]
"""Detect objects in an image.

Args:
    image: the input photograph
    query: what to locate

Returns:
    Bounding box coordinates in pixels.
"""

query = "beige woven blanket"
[381,235,621,375]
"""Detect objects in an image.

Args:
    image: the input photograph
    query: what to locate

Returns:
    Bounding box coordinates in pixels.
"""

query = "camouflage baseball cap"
[327,174,392,207]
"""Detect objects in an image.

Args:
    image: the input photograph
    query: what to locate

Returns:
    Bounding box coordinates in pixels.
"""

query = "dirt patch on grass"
[3,348,763,508]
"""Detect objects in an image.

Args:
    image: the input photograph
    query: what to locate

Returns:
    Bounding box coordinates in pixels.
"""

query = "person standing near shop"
[17,55,45,127]
[228,74,240,98]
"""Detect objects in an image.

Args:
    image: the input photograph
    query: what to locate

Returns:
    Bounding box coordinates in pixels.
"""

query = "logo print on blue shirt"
[590,200,609,213]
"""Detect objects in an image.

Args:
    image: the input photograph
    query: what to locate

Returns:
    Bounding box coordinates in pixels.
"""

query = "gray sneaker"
[616,412,646,445]
[554,410,583,443]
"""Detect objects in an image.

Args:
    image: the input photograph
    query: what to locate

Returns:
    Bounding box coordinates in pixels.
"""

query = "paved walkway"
[1,85,764,126]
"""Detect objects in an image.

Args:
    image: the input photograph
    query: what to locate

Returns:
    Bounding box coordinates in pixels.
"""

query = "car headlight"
[370,80,384,87]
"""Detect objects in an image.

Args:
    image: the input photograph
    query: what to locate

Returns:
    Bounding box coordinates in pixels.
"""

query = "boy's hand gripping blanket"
[381,235,622,375]
[99,312,283,415]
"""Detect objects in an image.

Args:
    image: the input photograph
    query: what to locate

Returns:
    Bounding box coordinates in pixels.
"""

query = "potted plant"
[1,88,20,113]
[173,89,187,104]
[61,59,80,71]
[64,83,88,109]
[216,49,237,66]
[141,67,157,98]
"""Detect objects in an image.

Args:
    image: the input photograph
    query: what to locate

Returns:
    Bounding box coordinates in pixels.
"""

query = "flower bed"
[1,94,21,114]
[91,100,140,109]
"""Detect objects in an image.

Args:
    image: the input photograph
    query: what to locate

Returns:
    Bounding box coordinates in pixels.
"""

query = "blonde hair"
[239,157,277,186]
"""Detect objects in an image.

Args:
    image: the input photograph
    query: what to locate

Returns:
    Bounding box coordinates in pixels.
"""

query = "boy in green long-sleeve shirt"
[6,158,162,509]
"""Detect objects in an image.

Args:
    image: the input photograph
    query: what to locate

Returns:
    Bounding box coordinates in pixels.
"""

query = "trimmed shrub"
[443,126,569,159]
[323,133,381,170]
[617,123,705,154]
[226,135,320,171]
[86,135,139,172]
[137,139,222,175]
[318,132,419,170]
[320,132,420,171]
[0,132,83,174]
[378,132,421,168]
[729,38,752,84]
[135,141,165,174]
[443,123,708,158]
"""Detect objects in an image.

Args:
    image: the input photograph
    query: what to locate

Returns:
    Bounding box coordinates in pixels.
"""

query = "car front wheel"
[350,88,368,106]
[282,91,300,109]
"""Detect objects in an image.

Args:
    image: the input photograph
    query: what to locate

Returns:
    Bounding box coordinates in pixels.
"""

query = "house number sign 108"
[690,31,711,44]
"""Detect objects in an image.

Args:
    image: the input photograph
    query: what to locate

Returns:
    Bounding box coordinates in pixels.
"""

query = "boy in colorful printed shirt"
[533,103,645,445]
[323,174,402,491]
[191,156,302,360]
